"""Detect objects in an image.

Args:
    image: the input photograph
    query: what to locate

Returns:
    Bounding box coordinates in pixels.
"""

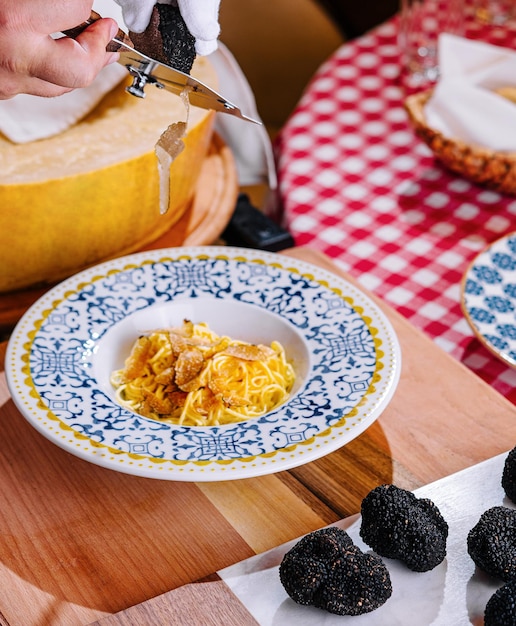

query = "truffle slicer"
[62,11,260,124]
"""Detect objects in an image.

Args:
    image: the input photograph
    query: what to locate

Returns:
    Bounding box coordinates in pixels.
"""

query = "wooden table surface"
[1,247,516,626]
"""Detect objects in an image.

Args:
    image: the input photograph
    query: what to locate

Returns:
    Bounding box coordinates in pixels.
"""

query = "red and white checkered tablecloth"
[275,12,516,403]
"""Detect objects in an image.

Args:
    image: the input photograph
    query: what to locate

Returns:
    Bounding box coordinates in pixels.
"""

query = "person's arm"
[0,1,119,99]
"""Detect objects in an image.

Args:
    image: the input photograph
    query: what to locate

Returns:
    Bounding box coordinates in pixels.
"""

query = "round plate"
[6,247,401,481]
[461,232,516,368]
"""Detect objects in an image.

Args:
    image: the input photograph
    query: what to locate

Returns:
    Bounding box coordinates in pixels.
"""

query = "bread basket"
[404,90,516,195]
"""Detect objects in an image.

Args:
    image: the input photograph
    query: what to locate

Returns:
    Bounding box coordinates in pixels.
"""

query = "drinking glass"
[399,0,465,88]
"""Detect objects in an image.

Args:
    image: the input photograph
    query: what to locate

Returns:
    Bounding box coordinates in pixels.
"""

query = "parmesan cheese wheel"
[0,57,217,293]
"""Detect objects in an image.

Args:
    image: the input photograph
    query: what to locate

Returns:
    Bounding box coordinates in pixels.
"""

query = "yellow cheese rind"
[0,58,216,293]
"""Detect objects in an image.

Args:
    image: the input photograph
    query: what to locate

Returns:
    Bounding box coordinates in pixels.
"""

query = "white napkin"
[0,64,127,144]
[0,0,126,144]
[211,43,277,189]
[425,34,516,152]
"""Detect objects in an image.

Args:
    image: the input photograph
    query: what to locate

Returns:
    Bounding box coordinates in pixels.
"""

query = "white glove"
[114,0,221,56]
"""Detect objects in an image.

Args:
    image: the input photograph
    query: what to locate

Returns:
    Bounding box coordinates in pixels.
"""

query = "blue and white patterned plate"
[5,247,401,481]
[461,232,516,368]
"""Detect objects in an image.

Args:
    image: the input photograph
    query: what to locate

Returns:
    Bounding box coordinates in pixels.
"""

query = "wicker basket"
[404,90,516,195]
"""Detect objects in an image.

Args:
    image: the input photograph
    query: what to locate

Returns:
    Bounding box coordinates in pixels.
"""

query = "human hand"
[0,1,120,99]
[115,0,221,56]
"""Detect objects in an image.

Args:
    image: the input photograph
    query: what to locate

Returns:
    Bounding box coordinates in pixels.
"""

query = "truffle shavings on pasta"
[155,88,191,214]
[111,320,296,426]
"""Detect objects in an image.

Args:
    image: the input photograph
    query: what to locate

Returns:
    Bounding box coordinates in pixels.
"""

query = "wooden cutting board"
[89,576,260,625]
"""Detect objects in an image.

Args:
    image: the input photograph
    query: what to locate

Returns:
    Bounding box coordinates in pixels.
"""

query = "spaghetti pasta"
[110,320,296,427]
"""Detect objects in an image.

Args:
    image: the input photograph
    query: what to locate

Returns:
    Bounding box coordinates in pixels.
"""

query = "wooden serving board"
[0,134,238,336]
[2,248,516,625]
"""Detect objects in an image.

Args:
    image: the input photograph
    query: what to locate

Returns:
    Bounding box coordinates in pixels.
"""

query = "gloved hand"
[114,0,221,56]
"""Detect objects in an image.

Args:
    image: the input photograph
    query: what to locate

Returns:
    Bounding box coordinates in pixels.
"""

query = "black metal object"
[314,0,399,39]
[222,194,295,252]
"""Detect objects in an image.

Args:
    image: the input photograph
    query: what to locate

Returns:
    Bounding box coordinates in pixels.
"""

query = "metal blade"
[116,40,260,124]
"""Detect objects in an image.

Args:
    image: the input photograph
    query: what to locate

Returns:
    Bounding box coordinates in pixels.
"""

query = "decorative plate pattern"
[6,247,401,481]
[462,232,516,368]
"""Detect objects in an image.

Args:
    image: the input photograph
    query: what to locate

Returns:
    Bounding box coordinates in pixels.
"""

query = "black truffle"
[129,4,196,73]
[467,506,516,582]
[279,527,392,616]
[502,447,516,504]
[484,580,516,626]
[359,484,449,572]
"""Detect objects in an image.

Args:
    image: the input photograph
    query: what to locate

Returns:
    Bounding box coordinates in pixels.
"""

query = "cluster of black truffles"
[468,506,516,582]
[279,527,392,616]
[467,446,516,624]
[280,451,516,620]
[359,484,449,572]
